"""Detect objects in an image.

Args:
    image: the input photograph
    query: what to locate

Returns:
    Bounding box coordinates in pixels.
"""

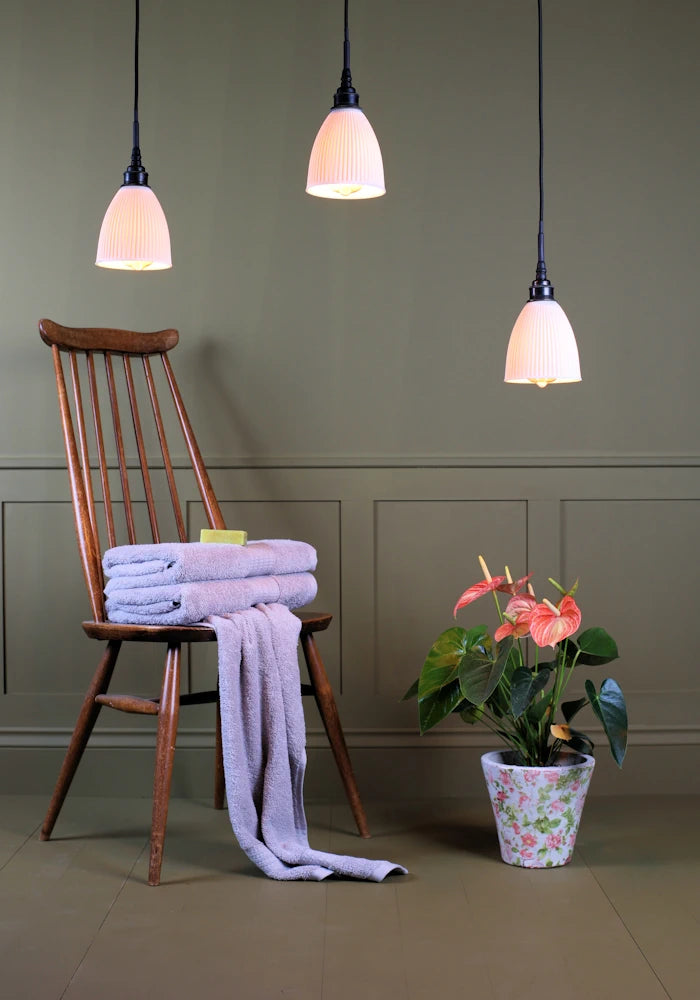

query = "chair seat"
[82,610,333,643]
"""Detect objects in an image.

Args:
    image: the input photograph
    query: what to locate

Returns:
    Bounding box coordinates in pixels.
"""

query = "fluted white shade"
[96,184,172,270]
[504,299,581,387]
[306,107,385,199]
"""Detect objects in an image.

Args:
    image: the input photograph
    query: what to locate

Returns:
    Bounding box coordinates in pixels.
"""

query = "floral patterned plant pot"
[481,750,595,868]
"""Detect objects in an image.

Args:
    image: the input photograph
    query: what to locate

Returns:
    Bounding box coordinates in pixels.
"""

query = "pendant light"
[504,0,580,386]
[96,0,171,270]
[306,0,385,200]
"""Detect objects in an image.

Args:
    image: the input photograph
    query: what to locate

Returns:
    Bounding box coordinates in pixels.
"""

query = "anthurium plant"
[404,556,628,768]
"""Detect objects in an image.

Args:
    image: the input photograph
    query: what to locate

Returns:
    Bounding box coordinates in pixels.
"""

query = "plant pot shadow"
[419,817,502,861]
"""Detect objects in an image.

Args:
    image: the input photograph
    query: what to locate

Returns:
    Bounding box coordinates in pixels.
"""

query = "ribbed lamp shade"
[306,107,385,199]
[96,184,172,271]
[504,299,581,387]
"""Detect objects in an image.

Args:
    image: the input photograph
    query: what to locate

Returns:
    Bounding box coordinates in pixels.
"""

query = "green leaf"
[460,703,485,724]
[401,678,419,701]
[510,665,552,719]
[526,690,552,725]
[458,637,513,705]
[419,680,464,734]
[417,627,472,701]
[562,696,588,722]
[585,677,628,766]
[576,628,619,666]
[566,728,595,756]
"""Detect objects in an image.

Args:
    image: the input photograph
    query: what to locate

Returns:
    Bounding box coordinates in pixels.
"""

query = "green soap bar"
[199,529,248,545]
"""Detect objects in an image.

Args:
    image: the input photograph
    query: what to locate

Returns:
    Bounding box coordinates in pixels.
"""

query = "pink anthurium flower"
[496,569,534,596]
[494,594,537,642]
[453,555,506,617]
[529,595,582,649]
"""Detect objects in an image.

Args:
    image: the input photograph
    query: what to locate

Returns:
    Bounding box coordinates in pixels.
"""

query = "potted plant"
[403,556,628,868]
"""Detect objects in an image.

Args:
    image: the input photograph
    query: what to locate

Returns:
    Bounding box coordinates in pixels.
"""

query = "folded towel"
[213,604,407,882]
[103,539,317,592]
[105,573,317,626]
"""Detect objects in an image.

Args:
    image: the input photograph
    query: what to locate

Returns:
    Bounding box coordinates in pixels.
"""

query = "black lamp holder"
[123,0,149,186]
[332,0,361,108]
[529,0,555,301]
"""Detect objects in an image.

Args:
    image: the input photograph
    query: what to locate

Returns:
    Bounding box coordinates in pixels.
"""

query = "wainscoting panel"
[1,461,699,796]
[374,500,527,701]
[561,498,700,726]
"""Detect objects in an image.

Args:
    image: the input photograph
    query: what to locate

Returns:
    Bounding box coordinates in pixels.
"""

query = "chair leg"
[148,642,181,886]
[40,640,122,841]
[300,632,370,839]
[214,690,225,810]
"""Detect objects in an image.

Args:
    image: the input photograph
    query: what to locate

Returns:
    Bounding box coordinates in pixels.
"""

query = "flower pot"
[481,750,595,868]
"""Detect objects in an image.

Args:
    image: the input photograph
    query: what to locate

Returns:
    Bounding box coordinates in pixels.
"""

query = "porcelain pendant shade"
[504,299,581,386]
[96,184,172,270]
[306,106,385,199]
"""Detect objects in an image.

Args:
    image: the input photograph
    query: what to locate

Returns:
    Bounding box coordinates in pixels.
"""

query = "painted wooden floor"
[0,794,697,1000]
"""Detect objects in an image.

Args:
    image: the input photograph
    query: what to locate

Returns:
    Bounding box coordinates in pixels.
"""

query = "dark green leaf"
[465,625,492,655]
[576,628,619,666]
[401,678,419,701]
[460,703,485,724]
[419,680,464,734]
[566,728,595,755]
[585,678,628,766]
[526,691,552,725]
[417,627,471,701]
[458,638,513,705]
[510,665,552,719]
[562,696,588,722]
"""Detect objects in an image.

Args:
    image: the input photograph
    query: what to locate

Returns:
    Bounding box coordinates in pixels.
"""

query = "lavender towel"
[103,540,317,592]
[212,604,407,881]
[105,573,317,626]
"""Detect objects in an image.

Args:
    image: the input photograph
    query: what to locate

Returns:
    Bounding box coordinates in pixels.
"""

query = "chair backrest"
[39,319,226,622]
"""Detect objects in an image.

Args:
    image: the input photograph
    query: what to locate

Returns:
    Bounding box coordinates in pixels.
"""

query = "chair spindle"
[105,353,137,545]
[123,355,160,544]
[161,353,226,530]
[143,356,187,542]
[86,352,117,550]
[68,354,102,566]
[52,347,104,621]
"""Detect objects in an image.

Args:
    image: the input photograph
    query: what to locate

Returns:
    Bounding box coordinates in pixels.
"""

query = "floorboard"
[0,795,696,1000]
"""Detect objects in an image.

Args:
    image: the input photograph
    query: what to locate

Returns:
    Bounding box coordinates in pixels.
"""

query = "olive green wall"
[1,0,698,797]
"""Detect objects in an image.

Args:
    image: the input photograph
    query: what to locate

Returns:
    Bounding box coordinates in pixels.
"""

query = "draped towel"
[212,604,407,882]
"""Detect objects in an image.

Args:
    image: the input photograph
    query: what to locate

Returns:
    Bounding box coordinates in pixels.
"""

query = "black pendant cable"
[335,0,359,109]
[126,0,147,187]
[96,0,172,270]
[533,0,550,301]
[504,0,581,385]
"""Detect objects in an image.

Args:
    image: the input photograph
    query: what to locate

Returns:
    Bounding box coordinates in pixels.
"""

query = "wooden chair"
[38,318,369,885]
